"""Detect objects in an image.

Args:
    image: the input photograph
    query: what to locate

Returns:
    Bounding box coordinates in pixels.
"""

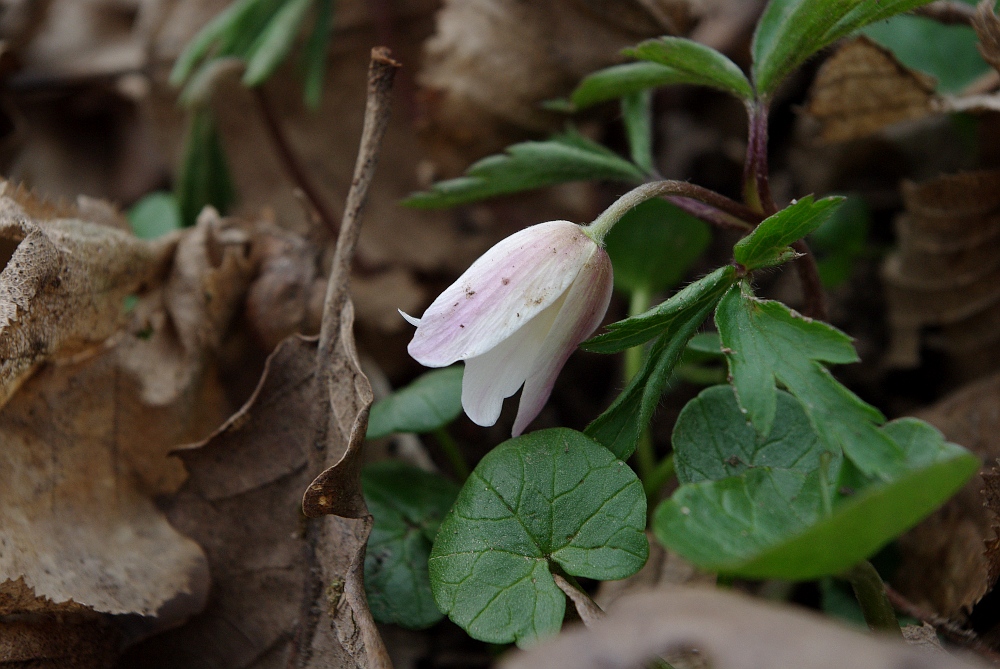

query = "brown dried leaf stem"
[318,47,400,356]
[254,87,340,236]
[914,1,977,25]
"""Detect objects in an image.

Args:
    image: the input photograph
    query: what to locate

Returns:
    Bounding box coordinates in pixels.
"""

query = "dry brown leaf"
[981,461,1000,593]
[882,170,1000,378]
[902,623,947,655]
[893,372,1000,618]
[554,574,605,627]
[974,0,1000,73]
[595,534,715,610]
[804,37,937,144]
[501,586,988,669]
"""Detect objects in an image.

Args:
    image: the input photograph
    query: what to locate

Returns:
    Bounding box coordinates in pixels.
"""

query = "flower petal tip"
[399,309,421,327]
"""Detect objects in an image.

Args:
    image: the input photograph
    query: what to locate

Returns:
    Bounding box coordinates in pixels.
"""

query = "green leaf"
[625,37,754,100]
[363,462,460,629]
[176,108,236,226]
[685,332,723,359]
[752,0,936,98]
[621,91,654,176]
[570,62,690,110]
[584,265,736,354]
[402,132,645,209]
[715,283,906,479]
[429,428,647,646]
[673,385,839,485]
[366,366,464,439]
[585,270,734,459]
[655,390,978,579]
[301,0,335,108]
[605,199,711,296]
[243,0,313,86]
[863,3,988,94]
[170,0,263,86]
[127,192,182,239]
[733,195,844,270]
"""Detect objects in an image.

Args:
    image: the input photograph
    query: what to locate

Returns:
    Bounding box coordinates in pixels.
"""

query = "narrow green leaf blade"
[403,133,645,209]
[301,0,335,108]
[605,198,711,296]
[716,283,905,479]
[429,429,647,647]
[170,0,262,86]
[176,109,236,226]
[733,196,844,270]
[572,62,698,110]
[626,37,753,100]
[366,366,464,439]
[363,462,460,629]
[584,265,735,354]
[752,0,936,98]
[243,0,314,86]
[127,192,182,239]
[621,91,654,176]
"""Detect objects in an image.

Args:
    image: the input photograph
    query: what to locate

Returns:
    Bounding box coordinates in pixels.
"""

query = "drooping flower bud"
[402,220,613,436]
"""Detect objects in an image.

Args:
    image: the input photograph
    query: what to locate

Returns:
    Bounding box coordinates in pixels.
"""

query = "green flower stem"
[433,427,469,482]
[585,181,756,245]
[842,561,902,636]
[624,288,658,488]
[643,454,675,504]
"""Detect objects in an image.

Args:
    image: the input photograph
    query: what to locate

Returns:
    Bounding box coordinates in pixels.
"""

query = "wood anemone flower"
[402,220,613,436]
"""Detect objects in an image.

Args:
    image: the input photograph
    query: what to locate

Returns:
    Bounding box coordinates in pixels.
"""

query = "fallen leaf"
[902,623,946,655]
[974,0,1000,73]
[554,574,605,627]
[595,535,716,610]
[882,170,1000,378]
[804,37,937,144]
[500,586,989,669]
[893,372,1000,618]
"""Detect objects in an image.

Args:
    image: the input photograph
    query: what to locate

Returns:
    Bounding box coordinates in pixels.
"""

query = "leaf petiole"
[433,427,469,482]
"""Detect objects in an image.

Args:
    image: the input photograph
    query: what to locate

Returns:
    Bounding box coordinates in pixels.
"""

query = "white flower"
[402,220,613,436]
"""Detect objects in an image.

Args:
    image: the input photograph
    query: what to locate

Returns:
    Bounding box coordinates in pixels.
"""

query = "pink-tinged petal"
[512,247,613,436]
[460,295,563,426]
[407,221,597,367]
[398,309,421,327]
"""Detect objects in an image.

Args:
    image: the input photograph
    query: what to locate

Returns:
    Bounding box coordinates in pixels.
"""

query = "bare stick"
[255,87,341,236]
[914,1,977,25]
[318,47,400,354]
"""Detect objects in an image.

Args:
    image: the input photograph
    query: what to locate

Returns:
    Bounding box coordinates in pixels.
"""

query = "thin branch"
[667,196,758,232]
[255,87,341,236]
[913,1,977,25]
[791,239,828,321]
[842,561,901,636]
[318,47,400,355]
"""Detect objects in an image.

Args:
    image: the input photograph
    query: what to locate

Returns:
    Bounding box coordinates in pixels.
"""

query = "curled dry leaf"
[974,0,1000,73]
[804,37,937,144]
[893,372,1000,618]
[0,189,260,664]
[882,170,1000,379]
[500,586,989,669]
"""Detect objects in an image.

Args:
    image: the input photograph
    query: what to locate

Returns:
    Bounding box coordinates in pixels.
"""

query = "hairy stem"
[743,102,777,216]
[842,561,902,636]
[643,454,675,503]
[586,181,759,244]
[624,288,658,494]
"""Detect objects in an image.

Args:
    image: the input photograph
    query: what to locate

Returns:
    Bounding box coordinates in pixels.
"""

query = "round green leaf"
[128,192,182,240]
[429,428,648,647]
[366,366,463,439]
[363,462,460,629]
[605,198,710,295]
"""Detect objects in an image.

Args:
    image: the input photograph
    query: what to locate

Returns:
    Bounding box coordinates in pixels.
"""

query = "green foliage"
[715,283,906,479]
[171,0,334,107]
[809,195,870,288]
[176,109,236,227]
[625,38,754,100]
[621,91,655,175]
[127,192,182,239]
[863,0,988,94]
[367,367,464,439]
[429,429,647,646]
[654,386,978,579]
[584,267,736,459]
[569,62,689,109]
[752,0,937,98]
[734,196,844,270]
[604,199,711,296]
[363,462,460,629]
[402,133,645,209]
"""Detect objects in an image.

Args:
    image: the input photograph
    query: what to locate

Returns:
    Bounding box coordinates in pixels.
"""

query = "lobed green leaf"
[366,366,464,439]
[363,462,460,629]
[733,195,844,270]
[626,37,754,100]
[429,429,647,647]
[621,91,654,176]
[402,133,645,209]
